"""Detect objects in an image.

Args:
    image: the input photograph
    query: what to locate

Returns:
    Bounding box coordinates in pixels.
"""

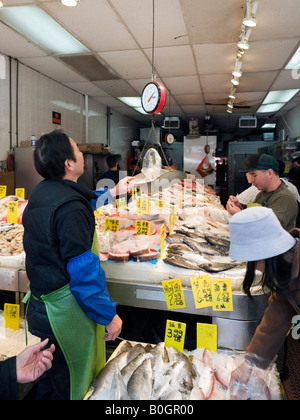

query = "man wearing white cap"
[227,154,298,231]
[228,206,300,400]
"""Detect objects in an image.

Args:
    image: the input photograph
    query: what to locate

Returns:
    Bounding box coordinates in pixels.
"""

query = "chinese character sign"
[105,218,120,232]
[135,220,151,235]
[162,279,187,310]
[211,279,233,312]
[165,320,186,352]
[191,275,212,309]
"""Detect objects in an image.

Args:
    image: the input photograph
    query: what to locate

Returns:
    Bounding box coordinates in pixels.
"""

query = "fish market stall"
[95,175,268,351]
[87,341,282,400]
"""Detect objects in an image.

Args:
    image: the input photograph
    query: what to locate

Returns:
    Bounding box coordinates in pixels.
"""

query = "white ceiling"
[0,0,299,135]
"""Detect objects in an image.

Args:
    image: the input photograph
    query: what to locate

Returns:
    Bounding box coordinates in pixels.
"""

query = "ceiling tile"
[163,76,201,95]
[99,50,152,79]
[243,39,300,72]
[271,70,300,91]
[143,45,196,77]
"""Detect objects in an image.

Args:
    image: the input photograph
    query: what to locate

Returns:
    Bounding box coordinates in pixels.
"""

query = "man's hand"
[110,177,135,198]
[16,339,55,384]
[226,195,243,215]
[104,315,123,342]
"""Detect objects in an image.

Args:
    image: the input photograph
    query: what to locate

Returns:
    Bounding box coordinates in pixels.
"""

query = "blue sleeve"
[67,250,117,326]
[91,188,113,211]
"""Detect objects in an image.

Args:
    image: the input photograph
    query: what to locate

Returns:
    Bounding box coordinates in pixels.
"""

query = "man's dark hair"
[106,155,118,169]
[34,130,76,180]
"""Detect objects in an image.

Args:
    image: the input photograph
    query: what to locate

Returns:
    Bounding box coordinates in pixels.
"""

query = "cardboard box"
[21,141,31,148]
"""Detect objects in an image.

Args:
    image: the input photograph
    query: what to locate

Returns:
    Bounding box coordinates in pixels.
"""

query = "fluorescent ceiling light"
[263,89,300,104]
[118,97,142,107]
[262,123,276,129]
[257,103,285,113]
[0,6,89,55]
[285,47,300,70]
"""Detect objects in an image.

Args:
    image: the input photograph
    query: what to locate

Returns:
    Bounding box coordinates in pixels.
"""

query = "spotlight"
[238,25,252,50]
[61,0,80,6]
[232,58,243,78]
[243,0,259,28]
[231,76,240,86]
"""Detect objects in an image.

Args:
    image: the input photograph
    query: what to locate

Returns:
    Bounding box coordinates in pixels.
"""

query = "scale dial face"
[165,133,175,145]
[141,81,166,115]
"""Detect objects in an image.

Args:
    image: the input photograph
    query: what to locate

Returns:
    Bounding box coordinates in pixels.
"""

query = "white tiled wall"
[0,54,137,164]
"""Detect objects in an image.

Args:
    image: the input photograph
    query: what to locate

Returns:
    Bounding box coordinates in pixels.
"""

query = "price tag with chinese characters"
[211,279,233,312]
[4,303,20,331]
[197,323,217,353]
[162,279,186,310]
[190,275,212,309]
[137,198,149,214]
[116,197,127,209]
[164,320,186,352]
[154,200,166,210]
[15,188,25,199]
[105,218,120,232]
[0,185,7,198]
[135,220,151,235]
[7,201,18,224]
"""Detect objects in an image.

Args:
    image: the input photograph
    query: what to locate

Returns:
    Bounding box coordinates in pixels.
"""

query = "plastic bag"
[141,148,162,181]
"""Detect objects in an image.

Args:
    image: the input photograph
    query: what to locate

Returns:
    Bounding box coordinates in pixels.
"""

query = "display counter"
[2,264,268,351]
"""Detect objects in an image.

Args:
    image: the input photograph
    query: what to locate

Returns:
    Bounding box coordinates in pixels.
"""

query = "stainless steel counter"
[0,269,268,351]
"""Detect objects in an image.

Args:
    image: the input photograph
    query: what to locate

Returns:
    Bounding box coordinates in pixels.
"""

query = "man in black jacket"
[23,130,131,399]
[0,339,55,400]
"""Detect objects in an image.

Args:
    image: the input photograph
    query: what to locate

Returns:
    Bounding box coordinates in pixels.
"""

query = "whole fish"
[199,262,240,273]
[127,358,153,400]
[205,235,230,249]
[163,256,199,270]
[91,350,128,396]
[199,365,215,400]
[121,352,150,386]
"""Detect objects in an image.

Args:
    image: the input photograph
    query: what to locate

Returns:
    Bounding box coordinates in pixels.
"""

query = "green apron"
[24,232,106,400]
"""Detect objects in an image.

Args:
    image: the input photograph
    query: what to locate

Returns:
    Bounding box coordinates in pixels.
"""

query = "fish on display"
[89,342,280,400]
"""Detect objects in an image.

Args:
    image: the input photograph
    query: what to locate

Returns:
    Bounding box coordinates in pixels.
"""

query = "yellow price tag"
[191,275,212,309]
[211,279,233,312]
[155,200,166,210]
[164,320,186,352]
[162,279,186,310]
[4,303,20,331]
[135,220,151,235]
[0,185,7,198]
[137,198,149,214]
[116,197,127,209]
[7,201,18,224]
[15,188,25,199]
[105,218,120,232]
[160,224,165,257]
[197,323,217,353]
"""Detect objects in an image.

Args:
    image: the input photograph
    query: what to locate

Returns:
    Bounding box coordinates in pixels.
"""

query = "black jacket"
[0,357,19,400]
[23,179,97,339]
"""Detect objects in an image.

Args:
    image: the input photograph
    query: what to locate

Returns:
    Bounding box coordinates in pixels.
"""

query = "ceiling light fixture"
[0,5,88,55]
[229,87,237,100]
[231,76,240,86]
[0,1,4,7]
[60,0,80,6]
[227,108,233,114]
[243,0,259,27]
[232,58,243,78]
[238,25,252,50]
